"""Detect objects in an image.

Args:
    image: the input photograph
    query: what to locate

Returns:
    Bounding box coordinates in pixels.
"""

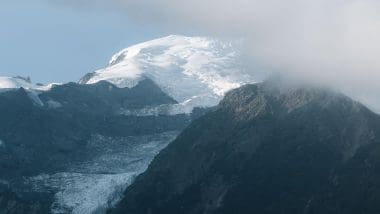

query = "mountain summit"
[111,80,380,214]
[80,35,257,111]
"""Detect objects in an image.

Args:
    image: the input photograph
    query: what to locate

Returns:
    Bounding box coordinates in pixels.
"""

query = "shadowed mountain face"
[111,81,380,214]
[0,79,203,213]
[0,79,180,178]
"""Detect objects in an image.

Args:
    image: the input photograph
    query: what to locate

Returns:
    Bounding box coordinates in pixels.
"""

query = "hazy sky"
[1,0,380,112]
[0,0,168,83]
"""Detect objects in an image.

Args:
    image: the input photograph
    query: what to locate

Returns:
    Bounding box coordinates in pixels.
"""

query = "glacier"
[24,131,179,214]
[82,35,258,111]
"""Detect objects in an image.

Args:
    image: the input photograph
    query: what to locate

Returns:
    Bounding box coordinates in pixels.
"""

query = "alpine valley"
[0,35,256,214]
[1,35,380,214]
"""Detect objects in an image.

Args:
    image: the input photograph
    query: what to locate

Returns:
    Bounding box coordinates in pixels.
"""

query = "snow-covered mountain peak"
[0,76,58,91]
[81,35,257,110]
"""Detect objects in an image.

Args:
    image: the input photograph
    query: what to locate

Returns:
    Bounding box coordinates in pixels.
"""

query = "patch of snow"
[26,90,44,106]
[0,76,58,91]
[0,76,35,89]
[0,179,9,185]
[47,100,63,109]
[83,35,258,110]
[119,102,199,116]
[0,76,60,95]
[0,76,63,106]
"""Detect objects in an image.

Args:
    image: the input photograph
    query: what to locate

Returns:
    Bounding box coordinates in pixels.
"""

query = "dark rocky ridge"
[0,79,182,178]
[111,81,380,214]
[0,79,202,213]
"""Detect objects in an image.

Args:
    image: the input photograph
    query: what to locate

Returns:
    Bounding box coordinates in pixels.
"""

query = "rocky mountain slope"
[0,35,258,214]
[111,80,380,214]
[0,79,197,214]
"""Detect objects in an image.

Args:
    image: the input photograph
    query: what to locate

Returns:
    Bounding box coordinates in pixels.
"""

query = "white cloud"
[51,0,380,112]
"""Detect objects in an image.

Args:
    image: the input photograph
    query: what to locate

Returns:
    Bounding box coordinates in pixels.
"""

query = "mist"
[51,0,380,112]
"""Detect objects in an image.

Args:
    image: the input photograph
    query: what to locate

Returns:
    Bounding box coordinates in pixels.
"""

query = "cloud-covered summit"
[51,0,380,112]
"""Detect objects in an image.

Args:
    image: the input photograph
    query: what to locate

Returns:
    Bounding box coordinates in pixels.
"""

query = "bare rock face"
[111,80,380,214]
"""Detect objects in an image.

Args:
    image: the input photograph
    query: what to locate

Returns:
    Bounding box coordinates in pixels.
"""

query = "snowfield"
[82,35,258,110]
